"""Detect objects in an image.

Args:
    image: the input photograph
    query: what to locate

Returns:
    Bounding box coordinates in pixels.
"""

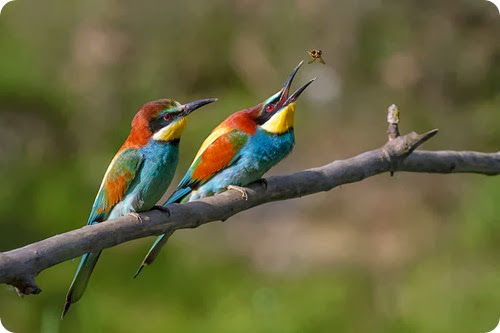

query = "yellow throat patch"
[261,103,295,134]
[153,117,188,141]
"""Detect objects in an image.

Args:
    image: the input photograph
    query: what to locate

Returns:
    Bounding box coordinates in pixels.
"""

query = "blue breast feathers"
[108,140,179,218]
[189,128,294,200]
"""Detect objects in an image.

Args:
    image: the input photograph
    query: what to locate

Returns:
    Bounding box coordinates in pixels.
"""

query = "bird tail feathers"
[61,251,102,319]
[134,230,174,279]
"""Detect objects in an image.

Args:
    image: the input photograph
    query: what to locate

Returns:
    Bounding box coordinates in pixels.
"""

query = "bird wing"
[63,147,144,317]
[171,128,248,200]
[87,147,144,224]
[165,125,249,205]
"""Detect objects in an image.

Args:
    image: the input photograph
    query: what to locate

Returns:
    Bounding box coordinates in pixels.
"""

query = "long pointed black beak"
[283,77,316,106]
[181,98,217,116]
[278,60,304,106]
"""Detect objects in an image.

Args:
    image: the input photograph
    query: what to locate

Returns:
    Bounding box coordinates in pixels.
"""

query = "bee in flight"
[308,49,325,64]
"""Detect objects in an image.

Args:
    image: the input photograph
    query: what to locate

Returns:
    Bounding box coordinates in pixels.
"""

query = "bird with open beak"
[135,61,315,277]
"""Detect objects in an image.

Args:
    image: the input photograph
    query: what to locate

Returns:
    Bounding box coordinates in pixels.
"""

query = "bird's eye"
[163,113,172,121]
[266,104,275,112]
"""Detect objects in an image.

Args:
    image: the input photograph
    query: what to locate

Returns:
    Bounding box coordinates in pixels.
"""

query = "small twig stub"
[387,104,401,140]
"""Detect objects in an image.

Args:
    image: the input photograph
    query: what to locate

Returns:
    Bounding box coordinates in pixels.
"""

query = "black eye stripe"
[149,111,184,133]
[164,111,182,118]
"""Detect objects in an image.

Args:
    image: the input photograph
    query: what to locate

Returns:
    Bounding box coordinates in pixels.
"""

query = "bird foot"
[256,178,268,189]
[227,185,248,200]
[130,212,143,223]
[152,205,171,217]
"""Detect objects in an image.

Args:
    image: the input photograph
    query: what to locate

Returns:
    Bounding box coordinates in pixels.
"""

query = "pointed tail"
[133,230,174,278]
[134,187,192,278]
[61,251,102,319]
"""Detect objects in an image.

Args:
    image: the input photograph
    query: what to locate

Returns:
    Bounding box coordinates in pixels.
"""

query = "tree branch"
[0,105,499,296]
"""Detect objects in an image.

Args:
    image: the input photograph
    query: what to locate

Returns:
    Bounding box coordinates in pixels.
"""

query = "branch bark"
[0,105,499,296]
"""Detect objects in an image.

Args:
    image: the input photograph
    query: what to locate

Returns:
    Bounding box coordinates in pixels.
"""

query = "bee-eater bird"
[134,61,315,277]
[61,97,216,318]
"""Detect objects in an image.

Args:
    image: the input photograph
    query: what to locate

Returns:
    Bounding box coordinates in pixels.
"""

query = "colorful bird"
[61,97,216,318]
[134,61,315,277]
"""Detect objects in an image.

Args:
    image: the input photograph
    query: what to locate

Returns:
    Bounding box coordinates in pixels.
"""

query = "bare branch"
[0,105,498,296]
[400,151,500,175]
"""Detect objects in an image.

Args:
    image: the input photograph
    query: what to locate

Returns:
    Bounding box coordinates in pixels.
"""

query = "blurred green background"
[0,0,499,332]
